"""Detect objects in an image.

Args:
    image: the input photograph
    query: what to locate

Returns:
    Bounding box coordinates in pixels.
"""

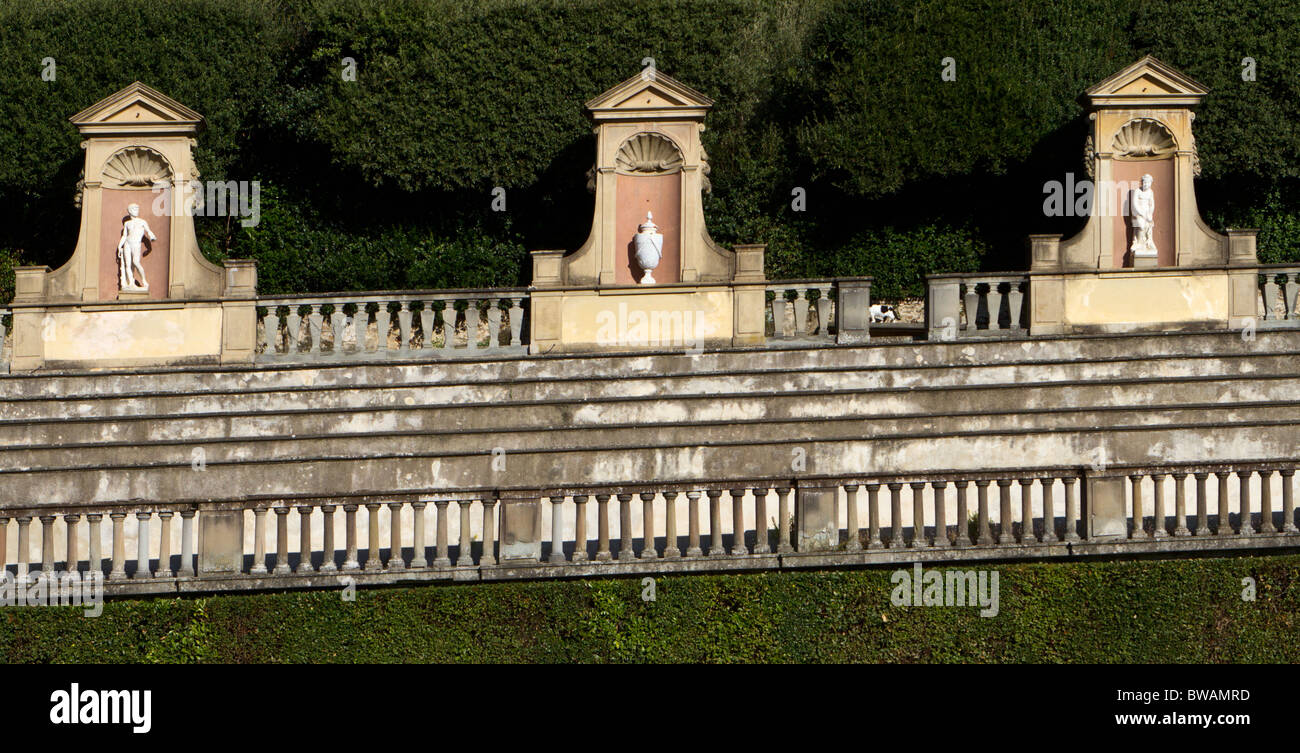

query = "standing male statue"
[1129,173,1157,261]
[117,202,156,291]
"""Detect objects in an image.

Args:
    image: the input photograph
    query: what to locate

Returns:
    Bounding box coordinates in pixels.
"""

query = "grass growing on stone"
[2,553,1298,663]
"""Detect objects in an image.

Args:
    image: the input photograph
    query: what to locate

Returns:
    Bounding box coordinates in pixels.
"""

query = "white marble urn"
[633,211,663,284]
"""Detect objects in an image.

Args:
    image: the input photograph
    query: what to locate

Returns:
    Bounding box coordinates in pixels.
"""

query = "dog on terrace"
[870,304,897,323]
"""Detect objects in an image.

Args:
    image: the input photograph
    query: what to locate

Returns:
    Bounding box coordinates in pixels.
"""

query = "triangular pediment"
[1086,56,1208,105]
[70,81,204,133]
[586,72,713,119]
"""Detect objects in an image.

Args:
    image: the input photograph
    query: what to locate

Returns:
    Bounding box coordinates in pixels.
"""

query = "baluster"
[308,305,323,354]
[1063,477,1080,542]
[364,502,382,570]
[273,507,291,574]
[420,304,435,351]
[573,496,590,561]
[751,488,769,554]
[954,481,969,546]
[618,493,635,560]
[707,490,725,557]
[1284,273,1299,319]
[1130,474,1145,539]
[986,282,1005,331]
[1019,478,1035,543]
[133,511,152,579]
[778,487,794,553]
[793,290,809,337]
[433,501,451,567]
[962,284,978,331]
[398,306,413,352]
[773,294,789,338]
[456,500,474,567]
[595,494,612,561]
[1216,472,1231,535]
[330,308,347,355]
[466,302,481,351]
[866,483,883,548]
[686,491,703,557]
[488,303,503,349]
[297,505,315,573]
[509,298,524,346]
[1262,275,1280,320]
[156,512,172,577]
[728,489,747,555]
[0,517,7,578]
[249,507,268,575]
[263,310,280,355]
[975,480,993,545]
[61,514,80,574]
[1172,473,1190,536]
[997,479,1014,544]
[479,498,496,567]
[844,484,861,551]
[1192,473,1209,536]
[179,511,195,577]
[815,287,833,337]
[87,514,103,577]
[1151,473,1168,538]
[910,481,928,547]
[1007,280,1025,330]
[109,512,127,580]
[1239,470,1254,535]
[1282,470,1297,533]
[549,496,566,564]
[285,307,301,354]
[41,515,57,577]
[640,492,658,559]
[388,501,407,570]
[375,304,391,353]
[1259,470,1275,534]
[321,505,339,571]
[15,516,31,581]
[343,504,360,570]
[1041,479,1057,543]
[887,482,904,549]
[931,481,949,547]
[408,503,425,568]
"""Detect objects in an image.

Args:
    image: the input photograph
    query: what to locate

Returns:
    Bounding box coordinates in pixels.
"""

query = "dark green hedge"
[3,554,1298,663]
[2,0,1299,301]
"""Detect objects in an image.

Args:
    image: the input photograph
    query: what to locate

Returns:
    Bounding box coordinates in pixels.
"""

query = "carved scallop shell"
[1112,119,1176,158]
[102,146,173,187]
[615,133,683,174]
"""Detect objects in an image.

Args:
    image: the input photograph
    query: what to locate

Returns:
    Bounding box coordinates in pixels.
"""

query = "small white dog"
[870,304,897,323]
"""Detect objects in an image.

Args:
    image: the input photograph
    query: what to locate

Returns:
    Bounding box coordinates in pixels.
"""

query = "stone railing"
[1257,265,1300,326]
[766,277,873,344]
[5,459,1295,597]
[255,289,529,361]
[926,273,1030,341]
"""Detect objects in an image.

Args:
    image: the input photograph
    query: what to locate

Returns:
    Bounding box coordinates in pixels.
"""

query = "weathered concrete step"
[4,421,1295,507]
[3,375,1296,447]
[4,402,1296,472]
[3,352,1295,420]
[0,328,1292,399]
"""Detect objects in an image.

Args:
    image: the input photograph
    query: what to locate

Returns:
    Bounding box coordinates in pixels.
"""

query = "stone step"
[2,351,1294,420]
[2,374,1296,448]
[0,328,1288,399]
[4,399,1296,473]
[3,420,1293,507]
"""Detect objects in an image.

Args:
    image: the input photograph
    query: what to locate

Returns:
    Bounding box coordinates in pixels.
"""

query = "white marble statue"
[633,211,663,284]
[1129,174,1157,259]
[117,203,156,291]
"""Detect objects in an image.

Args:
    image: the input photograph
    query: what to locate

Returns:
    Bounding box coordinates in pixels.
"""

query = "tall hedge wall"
[1,0,1298,301]
[2,554,1298,663]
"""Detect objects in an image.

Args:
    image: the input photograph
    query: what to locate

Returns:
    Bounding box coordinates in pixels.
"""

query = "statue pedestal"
[118,288,152,301]
[1132,253,1158,269]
